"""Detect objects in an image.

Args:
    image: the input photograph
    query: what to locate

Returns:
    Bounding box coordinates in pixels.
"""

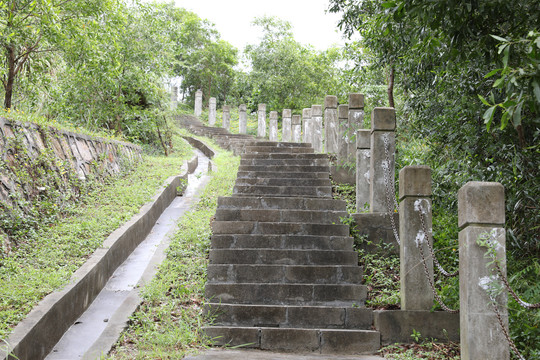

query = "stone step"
[209,249,358,266]
[205,283,367,306]
[215,208,346,223]
[240,158,329,166]
[237,171,329,179]
[235,178,332,187]
[233,185,332,198]
[245,141,312,148]
[238,165,329,173]
[211,221,350,236]
[242,153,328,160]
[205,304,372,329]
[245,146,314,154]
[210,234,354,251]
[217,196,347,211]
[207,264,362,284]
[204,327,380,354]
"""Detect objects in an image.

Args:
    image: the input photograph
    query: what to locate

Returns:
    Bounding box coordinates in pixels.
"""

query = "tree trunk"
[387,66,395,108]
[4,46,16,109]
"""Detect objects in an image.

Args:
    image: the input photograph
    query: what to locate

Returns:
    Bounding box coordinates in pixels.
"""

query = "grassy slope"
[108,148,240,359]
[0,134,193,341]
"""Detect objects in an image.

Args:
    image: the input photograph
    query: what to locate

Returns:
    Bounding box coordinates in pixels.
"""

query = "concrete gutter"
[1,147,203,360]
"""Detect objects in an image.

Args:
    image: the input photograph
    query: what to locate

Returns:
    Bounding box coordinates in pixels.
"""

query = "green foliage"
[108,149,240,359]
[0,141,193,341]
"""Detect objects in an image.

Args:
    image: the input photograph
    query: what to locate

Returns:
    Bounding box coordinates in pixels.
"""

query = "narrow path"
[45,150,212,360]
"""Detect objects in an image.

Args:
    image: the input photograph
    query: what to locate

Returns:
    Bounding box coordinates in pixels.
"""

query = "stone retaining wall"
[0,117,142,204]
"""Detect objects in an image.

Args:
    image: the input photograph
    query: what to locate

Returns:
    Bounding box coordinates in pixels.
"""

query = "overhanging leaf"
[483,106,497,131]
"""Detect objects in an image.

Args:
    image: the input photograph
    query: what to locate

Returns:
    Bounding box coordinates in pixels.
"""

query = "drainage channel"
[45,149,212,360]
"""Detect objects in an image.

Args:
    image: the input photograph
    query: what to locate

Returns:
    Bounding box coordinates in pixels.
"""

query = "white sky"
[170,0,346,51]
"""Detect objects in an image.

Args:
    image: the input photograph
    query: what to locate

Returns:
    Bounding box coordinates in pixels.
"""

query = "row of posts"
[192,90,364,161]
[361,108,509,359]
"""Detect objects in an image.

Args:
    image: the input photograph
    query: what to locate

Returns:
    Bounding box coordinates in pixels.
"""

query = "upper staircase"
[204,141,380,354]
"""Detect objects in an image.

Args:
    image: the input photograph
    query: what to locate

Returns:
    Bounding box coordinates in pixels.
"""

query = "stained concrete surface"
[184,349,384,360]
[46,150,212,360]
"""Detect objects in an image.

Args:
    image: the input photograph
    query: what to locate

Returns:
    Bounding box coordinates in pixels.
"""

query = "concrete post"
[222,105,231,131]
[356,130,371,212]
[399,166,434,310]
[292,115,302,143]
[208,97,217,126]
[194,89,203,118]
[269,111,278,141]
[170,86,178,110]
[282,109,292,142]
[337,105,349,160]
[258,104,266,138]
[458,182,509,360]
[239,104,247,134]
[369,107,396,213]
[325,96,338,154]
[348,93,365,160]
[311,105,323,152]
[302,108,312,145]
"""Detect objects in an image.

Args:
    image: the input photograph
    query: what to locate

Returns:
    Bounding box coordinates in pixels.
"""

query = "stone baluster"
[369,107,396,213]
[348,93,365,160]
[302,108,312,145]
[222,105,231,131]
[459,182,509,360]
[208,97,217,126]
[170,86,178,110]
[282,109,292,142]
[292,115,302,143]
[337,104,349,161]
[399,166,434,310]
[356,130,371,212]
[311,105,323,152]
[258,104,266,138]
[238,104,247,134]
[269,111,278,141]
[194,89,203,118]
[324,96,338,154]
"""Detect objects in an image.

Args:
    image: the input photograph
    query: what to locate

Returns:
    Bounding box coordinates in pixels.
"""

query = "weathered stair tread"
[217,196,348,211]
[205,283,367,305]
[240,158,330,166]
[235,178,332,187]
[205,303,372,329]
[207,264,362,284]
[238,165,330,173]
[236,171,329,179]
[204,326,380,354]
[214,208,346,223]
[210,234,354,250]
[233,185,332,197]
[211,221,350,236]
[244,146,315,154]
[209,249,358,265]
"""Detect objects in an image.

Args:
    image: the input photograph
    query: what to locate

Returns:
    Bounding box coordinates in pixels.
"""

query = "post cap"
[258,104,266,111]
[338,104,349,119]
[270,111,278,120]
[282,109,292,117]
[371,107,396,131]
[209,97,216,104]
[356,130,371,149]
[458,181,505,228]
[399,166,431,199]
[311,105,323,117]
[239,104,247,111]
[292,115,301,125]
[325,96,338,109]
[349,93,365,109]
[302,108,312,118]
[222,105,230,112]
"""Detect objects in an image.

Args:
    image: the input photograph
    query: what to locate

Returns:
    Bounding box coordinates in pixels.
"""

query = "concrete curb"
[1,154,199,360]
[182,136,216,159]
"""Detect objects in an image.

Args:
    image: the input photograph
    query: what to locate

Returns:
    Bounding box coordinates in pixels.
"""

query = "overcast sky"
[170,0,346,51]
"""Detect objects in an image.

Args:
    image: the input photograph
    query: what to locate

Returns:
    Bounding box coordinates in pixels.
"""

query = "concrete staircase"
[205,141,380,354]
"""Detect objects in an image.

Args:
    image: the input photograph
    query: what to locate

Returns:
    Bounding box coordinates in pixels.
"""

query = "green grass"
[0,138,193,342]
[107,148,240,359]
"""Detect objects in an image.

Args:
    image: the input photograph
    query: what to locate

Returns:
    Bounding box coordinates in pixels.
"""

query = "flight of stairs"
[204,141,380,354]
[178,115,255,155]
